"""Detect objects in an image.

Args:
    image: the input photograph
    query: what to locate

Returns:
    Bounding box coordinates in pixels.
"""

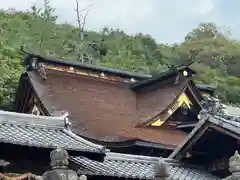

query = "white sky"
[0,0,239,43]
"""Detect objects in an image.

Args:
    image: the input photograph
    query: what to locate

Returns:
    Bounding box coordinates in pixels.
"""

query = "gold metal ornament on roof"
[197,114,201,119]
[183,70,188,77]
[130,78,136,82]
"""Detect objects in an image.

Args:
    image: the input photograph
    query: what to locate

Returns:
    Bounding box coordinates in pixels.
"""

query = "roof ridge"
[70,153,210,177]
[221,105,240,118]
[208,116,240,131]
[105,152,201,168]
[0,110,106,155]
[63,129,107,153]
[73,154,220,180]
[104,153,205,169]
[0,110,66,129]
[23,52,151,79]
[106,152,160,162]
[201,96,240,121]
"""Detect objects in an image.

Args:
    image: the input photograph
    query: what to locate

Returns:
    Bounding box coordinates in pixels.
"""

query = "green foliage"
[0,44,23,110]
[0,4,240,110]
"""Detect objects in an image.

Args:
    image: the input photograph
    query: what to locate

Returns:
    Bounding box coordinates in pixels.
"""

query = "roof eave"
[196,84,216,91]
[208,117,240,137]
[13,73,28,112]
[130,66,196,91]
[130,70,178,90]
[77,135,175,151]
[24,53,151,80]
[0,111,107,161]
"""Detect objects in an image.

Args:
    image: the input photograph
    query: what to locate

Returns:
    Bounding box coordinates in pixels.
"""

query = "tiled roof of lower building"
[0,110,106,153]
[71,153,220,180]
[0,160,9,167]
[169,97,240,159]
[200,97,240,130]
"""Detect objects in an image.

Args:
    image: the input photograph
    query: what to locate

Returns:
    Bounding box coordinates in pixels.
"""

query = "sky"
[1,0,240,43]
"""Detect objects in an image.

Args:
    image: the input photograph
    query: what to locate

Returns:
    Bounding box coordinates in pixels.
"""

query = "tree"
[184,23,229,41]
[72,0,108,65]
[1,3,240,110]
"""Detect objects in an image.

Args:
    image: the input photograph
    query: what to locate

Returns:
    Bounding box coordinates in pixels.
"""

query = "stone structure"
[223,151,240,180]
[42,148,87,180]
[154,158,171,180]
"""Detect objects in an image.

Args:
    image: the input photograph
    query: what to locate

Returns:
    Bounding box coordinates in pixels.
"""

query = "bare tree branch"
[74,0,93,63]
[81,8,90,34]
[75,0,92,41]
[75,0,81,38]
[78,4,92,14]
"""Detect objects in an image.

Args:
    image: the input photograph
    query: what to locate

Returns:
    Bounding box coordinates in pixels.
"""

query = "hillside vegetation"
[1,0,240,110]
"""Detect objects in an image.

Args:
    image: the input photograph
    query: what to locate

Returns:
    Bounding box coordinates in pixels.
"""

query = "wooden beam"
[186,84,203,109]
[209,124,240,140]
[22,85,31,113]
[174,123,209,160]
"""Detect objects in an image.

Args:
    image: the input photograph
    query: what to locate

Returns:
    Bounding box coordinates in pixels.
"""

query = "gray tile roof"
[0,110,106,153]
[209,115,240,134]
[222,104,240,117]
[71,153,220,180]
[218,105,240,129]
[200,97,240,130]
